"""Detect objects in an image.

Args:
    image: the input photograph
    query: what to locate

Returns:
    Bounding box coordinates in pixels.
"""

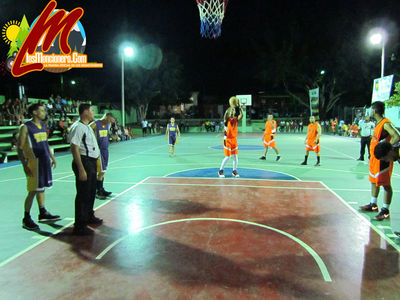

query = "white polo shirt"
[359,121,375,137]
[69,120,100,159]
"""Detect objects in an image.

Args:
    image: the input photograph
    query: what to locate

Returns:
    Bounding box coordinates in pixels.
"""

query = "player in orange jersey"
[218,97,243,178]
[260,114,280,161]
[301,116,322,166]
[360,101,400,221]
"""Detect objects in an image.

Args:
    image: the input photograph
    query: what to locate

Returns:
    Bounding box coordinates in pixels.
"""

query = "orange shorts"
[263,135,276,148]
[305,141,320,153]
[223,138,238,156]
[369,155,393,186]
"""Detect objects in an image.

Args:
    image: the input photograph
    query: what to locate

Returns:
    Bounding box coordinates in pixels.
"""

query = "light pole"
[121,45,134,127]
[369,29,387,78]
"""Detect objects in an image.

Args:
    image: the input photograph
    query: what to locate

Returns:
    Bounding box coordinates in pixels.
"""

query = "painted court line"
[162,167,301,181]
[155,175,313,183]
[140,182,326,190]
[0,177,150,269]
[320,182,400,253]
[95,217,332,282]
[108,144,165,165]
[56,180,136,185]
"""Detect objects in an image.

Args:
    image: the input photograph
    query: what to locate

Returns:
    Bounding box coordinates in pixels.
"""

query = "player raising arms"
[166,117,181,157]
[260,114,281,161]
[218,96,243,178]
[301,116,322,166]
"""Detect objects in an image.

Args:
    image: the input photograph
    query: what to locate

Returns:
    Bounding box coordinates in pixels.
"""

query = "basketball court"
[1,133,400,299]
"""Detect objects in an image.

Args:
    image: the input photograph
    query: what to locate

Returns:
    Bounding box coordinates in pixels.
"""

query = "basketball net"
[196,0,228,39]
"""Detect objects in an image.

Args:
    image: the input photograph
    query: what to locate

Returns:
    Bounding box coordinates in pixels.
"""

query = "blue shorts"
[169,135,176,146]
[27,156,52,192]
[97,148,109,173]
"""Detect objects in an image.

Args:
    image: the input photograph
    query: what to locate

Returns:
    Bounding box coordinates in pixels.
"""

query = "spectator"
[148,122,153,135]
[11,132,18,151]
[299,120,304,132]
[205,120,211,132]
[215,121,220,133]
[210,121,215,132]
[58,118,65,132]
[67,98,73,113]
[141,119,148,136]
[279,120,285,132]
[351,123,359,138]
[341,123,348,136]
[200,121,205,132]
[46,99,54,115]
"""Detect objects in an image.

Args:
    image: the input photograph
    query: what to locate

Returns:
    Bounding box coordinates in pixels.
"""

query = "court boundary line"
[0,177,151,269]
[105,162,378,178]
[0,135,163,171]
[156,175,320,183]
[95,216,332,282]
[320,181,400,253]
[162,167,302,181]
[141,181,327,190]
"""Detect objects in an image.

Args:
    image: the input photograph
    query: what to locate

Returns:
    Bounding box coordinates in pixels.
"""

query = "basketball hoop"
[196,0,229,39]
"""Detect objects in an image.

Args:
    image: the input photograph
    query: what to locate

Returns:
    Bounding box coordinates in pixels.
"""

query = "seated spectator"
[46,99,54,115]
[210,121,215,132]
[341,123,348,136]
[67,97,73,113]
[351,123,359,137]
[12,98,24,125]
[205,121,211,132]
[11,132,18,151]
[58,118,66,132]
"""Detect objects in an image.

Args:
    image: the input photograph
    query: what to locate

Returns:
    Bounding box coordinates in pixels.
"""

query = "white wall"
[384,105,400,127]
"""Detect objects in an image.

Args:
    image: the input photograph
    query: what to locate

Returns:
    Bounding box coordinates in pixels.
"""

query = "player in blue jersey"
[166,117,181,157]
[91,113,115,198]
[17,103,60,230]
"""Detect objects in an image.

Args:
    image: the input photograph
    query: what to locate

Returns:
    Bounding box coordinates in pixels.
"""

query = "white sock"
[371,197,377,204]
[232,155,238,171]
[383,203,390,209]
[220,156,230,171]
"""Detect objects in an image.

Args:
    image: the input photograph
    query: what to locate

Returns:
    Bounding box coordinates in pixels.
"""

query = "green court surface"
[0,132,399,266]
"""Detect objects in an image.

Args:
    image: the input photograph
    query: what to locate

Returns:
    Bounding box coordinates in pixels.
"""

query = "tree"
[7,39,18,58]
[387,82,400,107]
[125,51,186,121]
[16,15,29,48]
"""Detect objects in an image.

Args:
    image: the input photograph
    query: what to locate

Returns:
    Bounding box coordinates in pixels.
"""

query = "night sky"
[0,0,399,107]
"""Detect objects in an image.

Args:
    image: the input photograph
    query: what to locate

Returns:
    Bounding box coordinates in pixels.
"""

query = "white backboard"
[236,94,252,106]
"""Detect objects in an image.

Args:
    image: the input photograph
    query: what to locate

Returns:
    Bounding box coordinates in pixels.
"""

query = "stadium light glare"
[368,28,387,78]
[120,42,136,127]
[124,46,134,57]
[370,33,382,45]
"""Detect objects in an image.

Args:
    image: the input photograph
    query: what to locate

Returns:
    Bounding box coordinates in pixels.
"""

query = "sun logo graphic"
[1,17,27,74]
[1,0,102,77]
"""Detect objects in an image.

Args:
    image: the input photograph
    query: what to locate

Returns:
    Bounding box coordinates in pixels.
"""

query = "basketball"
[229,96,239,107]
